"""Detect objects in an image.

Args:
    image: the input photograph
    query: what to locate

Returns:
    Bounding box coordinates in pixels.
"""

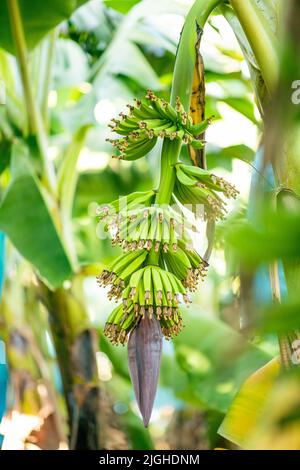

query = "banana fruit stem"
[156,139,181,205]
[155,0,223,208]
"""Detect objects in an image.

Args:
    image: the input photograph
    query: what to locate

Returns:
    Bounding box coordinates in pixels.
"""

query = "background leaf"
[218,358,280,447]
[0,143,72,288]
[104,0,141,14]
[161,309,272,414]
[0,0,88,54]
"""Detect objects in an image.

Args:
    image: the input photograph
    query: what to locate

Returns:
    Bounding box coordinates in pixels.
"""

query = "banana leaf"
[0,0,88,54]
[218,357,280,448]
[0,142,72,288]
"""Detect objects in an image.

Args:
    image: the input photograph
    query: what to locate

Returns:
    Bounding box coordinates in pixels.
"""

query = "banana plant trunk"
[41,280,102,449]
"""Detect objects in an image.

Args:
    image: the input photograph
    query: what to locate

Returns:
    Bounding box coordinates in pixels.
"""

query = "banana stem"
[155,0,223,205]
[155,139,180,205]
[171,0,223,109]
[59,125,90,269]
[41,29,57,129]
[229,0,278,94]
[151,0,223,266]
[7,0,56,194]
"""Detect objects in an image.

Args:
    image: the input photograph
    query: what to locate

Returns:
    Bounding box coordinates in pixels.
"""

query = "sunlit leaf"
[104,0,141,14]
[95,41,162,91]
[245,373,300,450]
[0,0,88,54]
[218,358,280,448]
[221,97,258,124]
[160,310,272,413]
[0,142,72,288]
[52,39,90,88]
[206,144,255,171]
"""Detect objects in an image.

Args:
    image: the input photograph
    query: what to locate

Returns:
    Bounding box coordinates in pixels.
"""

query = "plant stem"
[58,125,90,269]
[151,0,223,266]
[156,0,223,206]
[41,29,57,129]
[229,0,279,93]
[7,0,56,194]
[171,0,223,109]
[155,139,181,205]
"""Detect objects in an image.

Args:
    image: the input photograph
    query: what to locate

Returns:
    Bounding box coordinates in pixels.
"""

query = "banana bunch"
[163,240,208,291]
[98,89,238,346]
[97,250,148,301]
[113,206,193,252]
[115,207,177,252]
[97,190,156,231]
[174,163,238,221]
[99,195,196,251]
[104,266,187,344]
[107,90,211,160]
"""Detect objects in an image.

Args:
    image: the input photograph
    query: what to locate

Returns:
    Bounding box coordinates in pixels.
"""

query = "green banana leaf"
[160,309,272,414]
[104,0,141,14]
[0,142,72,288]
[0,0,88,54]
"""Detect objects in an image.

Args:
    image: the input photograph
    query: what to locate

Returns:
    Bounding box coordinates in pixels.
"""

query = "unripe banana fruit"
[174,163,238,221]
[97,89,238,346]
[107,90,211,161]
[104,266,186,344]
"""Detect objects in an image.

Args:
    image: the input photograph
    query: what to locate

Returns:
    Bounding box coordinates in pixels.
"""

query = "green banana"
[150,98,172,120]
[129,268,145,289]
[162,219,170,251]
[143,267,153,305]
[122,138,157,161]
[190,139,205,149]
[138,281,146,318]
[118,252,148,280]
[151,267,163,306]
[189,117,213,137]
[113,250,145,274]
[134,98,159,118]
[139,118,168,129]
[148,213,158,242]
[162,100,178,121]
[160,271,173,307]
[106,304,123,325]
[176,166,197,186]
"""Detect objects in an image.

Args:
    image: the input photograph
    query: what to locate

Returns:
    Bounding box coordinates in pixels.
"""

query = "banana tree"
[97,0,300,444]
[1,0,298,449]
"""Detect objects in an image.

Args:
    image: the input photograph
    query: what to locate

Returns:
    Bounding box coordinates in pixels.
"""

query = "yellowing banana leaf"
[245,374,300,450]
[0,142,72,288]
[218,357,280,448]
[0,0,88,54]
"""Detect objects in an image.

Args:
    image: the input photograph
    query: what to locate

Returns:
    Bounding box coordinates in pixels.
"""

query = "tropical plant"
[0,0,299,451]
[97,0,300,443]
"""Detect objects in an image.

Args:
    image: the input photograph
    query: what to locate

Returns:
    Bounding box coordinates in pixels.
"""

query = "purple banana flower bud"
[128,316,163,427]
